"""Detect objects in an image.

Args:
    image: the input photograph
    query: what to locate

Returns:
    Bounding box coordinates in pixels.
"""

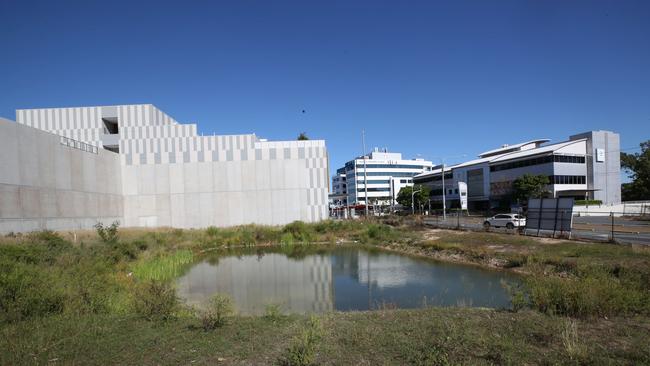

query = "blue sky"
[1,0,648,177]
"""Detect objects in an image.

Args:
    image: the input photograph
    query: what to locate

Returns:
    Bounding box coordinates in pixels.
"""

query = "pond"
[175,246,521,315]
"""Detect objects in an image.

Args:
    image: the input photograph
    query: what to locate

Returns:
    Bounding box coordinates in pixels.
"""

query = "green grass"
[2,309,649,365]
[131,249,194,281]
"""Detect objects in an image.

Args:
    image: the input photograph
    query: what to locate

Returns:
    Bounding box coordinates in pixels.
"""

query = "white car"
[483,214,526,229]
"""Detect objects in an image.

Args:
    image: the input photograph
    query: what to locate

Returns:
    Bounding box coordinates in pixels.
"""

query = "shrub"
[283,221,314,243]
[206,226,219,237]
[359,223,398,244]
[526,265,649,317]
[199,293,234,330]
[132,281,179,321]
[575,199,602,206]
[107,241,140,263]
[263,303,283,322]
[0,261,65,322]
[278,316,323,366]
[407,344,450,366]
[29,230,71,251]
[280,232,295,245]
[94,221,120,245]
[561,319,589,362]
[502,281,527,312]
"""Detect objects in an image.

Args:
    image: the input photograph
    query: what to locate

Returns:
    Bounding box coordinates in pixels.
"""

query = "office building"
[413,131,621,209]
[0,104,329,233]
[333,149,432,207]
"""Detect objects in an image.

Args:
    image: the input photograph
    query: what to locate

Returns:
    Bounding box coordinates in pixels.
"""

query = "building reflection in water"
[176,248,517,314]
[176,253,333,314]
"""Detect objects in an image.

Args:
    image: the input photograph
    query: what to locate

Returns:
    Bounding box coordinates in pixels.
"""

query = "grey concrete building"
[0,105,329,233]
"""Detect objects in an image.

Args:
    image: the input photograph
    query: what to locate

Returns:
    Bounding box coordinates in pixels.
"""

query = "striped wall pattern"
[15,104,329,227]
[16,107,104,147]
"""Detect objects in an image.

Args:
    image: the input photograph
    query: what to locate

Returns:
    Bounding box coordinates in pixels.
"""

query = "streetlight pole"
[411,186,421,215]
[362,130,369,216]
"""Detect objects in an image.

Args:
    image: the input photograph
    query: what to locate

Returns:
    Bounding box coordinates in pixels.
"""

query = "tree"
[297,132,309,140]
[621,140,650,201]
[396,185,431,211]
[512,174,550,204]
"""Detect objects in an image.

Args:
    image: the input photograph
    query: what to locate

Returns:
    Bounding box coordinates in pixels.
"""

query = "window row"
[413,173,453,184]
[550,175,586,185]
[357,187,391,193]
[490,154,585,172]
[347,172,419,178]
[356,179,391,185]
[358,164,430,170]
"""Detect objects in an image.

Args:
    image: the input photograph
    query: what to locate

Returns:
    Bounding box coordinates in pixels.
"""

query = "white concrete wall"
[0,118,123,233]
[121,140,328,228]
[8,104,330,231]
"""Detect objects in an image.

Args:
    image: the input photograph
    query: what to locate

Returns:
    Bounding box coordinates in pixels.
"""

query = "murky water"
[175,246,520,314]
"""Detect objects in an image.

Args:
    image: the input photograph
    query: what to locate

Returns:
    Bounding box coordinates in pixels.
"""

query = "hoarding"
[525,197,574,236]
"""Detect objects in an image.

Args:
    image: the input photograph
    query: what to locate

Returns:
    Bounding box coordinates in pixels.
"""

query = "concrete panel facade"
[0,118,123,233]
[3,104,329,232]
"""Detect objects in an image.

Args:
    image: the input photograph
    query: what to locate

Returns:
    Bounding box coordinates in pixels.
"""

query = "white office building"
[0,104,329,233]
[334,149,432,207]
[413,131,621,209]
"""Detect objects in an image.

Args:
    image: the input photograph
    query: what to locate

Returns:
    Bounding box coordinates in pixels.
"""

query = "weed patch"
[278,315,323,366]
[199,293,234,330]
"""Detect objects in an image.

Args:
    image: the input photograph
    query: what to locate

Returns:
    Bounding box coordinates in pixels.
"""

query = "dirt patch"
[534,237,567,244]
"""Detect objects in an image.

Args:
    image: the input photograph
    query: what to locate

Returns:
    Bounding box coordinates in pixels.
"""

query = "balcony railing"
[59,136,98,154]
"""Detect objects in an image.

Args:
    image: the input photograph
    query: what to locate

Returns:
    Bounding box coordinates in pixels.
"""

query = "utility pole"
[441,162,447,221]
[362,130,368,216]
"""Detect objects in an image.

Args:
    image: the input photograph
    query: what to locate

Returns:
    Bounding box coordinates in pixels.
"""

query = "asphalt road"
[572,216,650,245]
[422,215,650,245]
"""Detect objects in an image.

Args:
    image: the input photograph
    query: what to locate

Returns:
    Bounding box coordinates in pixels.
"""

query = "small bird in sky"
[302,109,306,113]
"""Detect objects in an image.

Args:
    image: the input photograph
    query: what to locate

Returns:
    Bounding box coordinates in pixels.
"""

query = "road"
[422,215,650,245]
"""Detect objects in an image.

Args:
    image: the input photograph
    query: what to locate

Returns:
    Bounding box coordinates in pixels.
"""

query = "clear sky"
[1,0,648,178]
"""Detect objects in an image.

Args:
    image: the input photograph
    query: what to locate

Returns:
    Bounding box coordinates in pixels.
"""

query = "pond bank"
[1,220,649,364]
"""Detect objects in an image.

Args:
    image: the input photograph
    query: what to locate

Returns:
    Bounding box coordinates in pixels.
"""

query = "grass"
[2,309,649,365]
[131,249,194,281]
[1,218,649,364]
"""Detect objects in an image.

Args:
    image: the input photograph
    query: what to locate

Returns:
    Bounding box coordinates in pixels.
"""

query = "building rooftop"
[414,137,588,179]
[478,139,550,158]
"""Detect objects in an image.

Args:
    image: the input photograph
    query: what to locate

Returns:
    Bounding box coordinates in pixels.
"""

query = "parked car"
[483,214,526,229]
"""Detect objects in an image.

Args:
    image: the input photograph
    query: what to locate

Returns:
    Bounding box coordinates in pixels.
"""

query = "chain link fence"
[420,210,650,245]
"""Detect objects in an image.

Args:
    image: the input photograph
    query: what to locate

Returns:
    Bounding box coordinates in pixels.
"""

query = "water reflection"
[175,247,519,314]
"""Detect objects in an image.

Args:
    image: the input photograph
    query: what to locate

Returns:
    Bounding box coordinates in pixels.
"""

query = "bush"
[199,293,234,330]
[263,303,283,322]
[278,316,323,366]
[283,221,314,243]
[107,241,140,263]
[502,281,527,312]
[526,265,649,317]
[359,223,398,244]
[132,281,179,321]
[575,200,602,206]
[0,261,65,322]
[206,226,219,237]
[94,221,120,245]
